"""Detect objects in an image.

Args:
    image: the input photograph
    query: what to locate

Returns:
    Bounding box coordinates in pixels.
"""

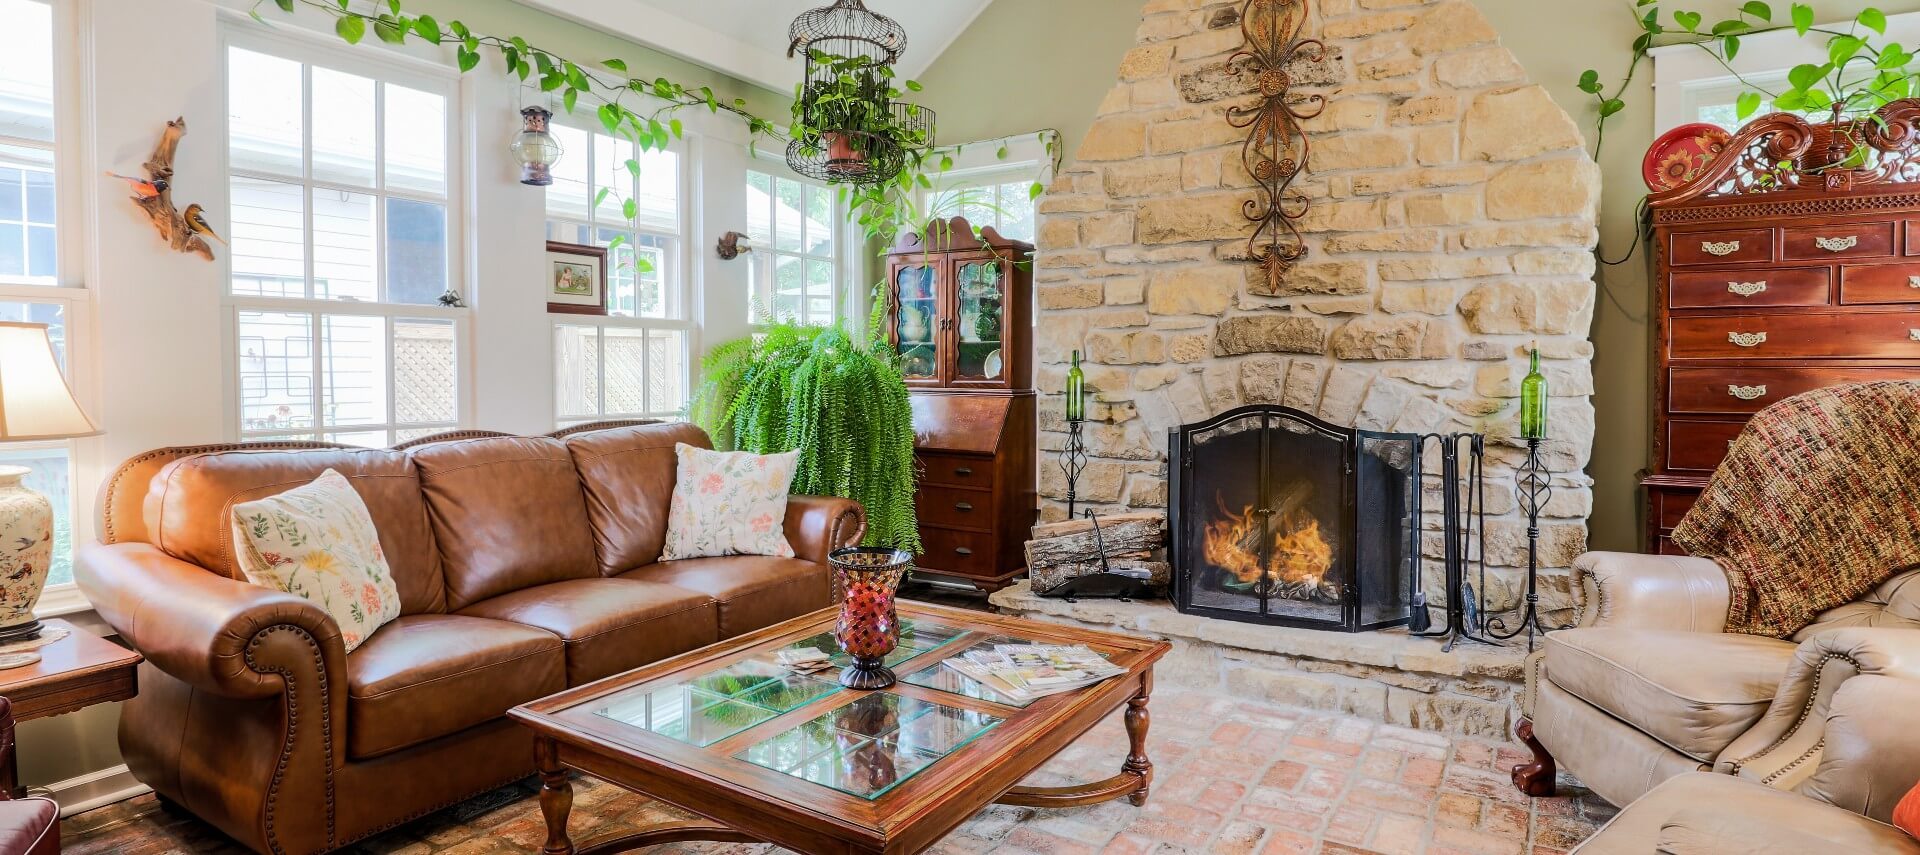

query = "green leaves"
[373,14,408,44]
[604,58,627,73]
[456,45,480,72]
[335,15,365,44]
[1577,69,1602,95]
[1737,90,1763,119]
[1674,10,1702,31]
[1029,181,1044,202]
[597,102,621,134]
[1788,62,1826,91]
[1830,35,1864,67]
[274,0,294,11]
[1598,98,1625,117]
[1860,7,1888,34]
[1741,1,1772,21]
[411,14,440,41]
[1792,3,1814,35]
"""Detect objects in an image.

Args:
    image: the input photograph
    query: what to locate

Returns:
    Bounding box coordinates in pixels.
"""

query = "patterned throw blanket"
[1672,381,1920,638]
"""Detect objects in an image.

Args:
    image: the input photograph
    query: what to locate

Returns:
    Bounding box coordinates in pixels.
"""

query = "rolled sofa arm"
[783,495,867,566]
[1572,551,1729,632]
[1715,627,1920,789]
[75,542,347,700]
[1800,672,1920,823]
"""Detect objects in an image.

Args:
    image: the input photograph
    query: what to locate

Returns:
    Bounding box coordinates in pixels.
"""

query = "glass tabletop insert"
[733,691,1003,799]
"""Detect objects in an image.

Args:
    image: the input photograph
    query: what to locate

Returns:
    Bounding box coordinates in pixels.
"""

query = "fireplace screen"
[1168,405,1421,632]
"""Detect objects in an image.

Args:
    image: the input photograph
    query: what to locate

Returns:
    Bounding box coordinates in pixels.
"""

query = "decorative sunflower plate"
[1643,122,1734,192]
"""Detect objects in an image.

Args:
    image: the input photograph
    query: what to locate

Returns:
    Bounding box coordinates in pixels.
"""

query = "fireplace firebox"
[1168,405,1422,633]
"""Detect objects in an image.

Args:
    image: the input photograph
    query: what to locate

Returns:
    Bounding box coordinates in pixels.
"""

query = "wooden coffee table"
[509,601,1170,855]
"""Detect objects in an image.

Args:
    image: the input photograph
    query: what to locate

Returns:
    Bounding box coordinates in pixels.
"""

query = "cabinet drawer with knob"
[1782,221,1895,260]
[1670,311,1920,358]
[1670,267,1830,308]
[915,452,995,489]
[914,488,993,531]
[1664,419,1747,472]
[1670,228,1773,266]
[1840,263,1920,305]
[913,528,997,577]
[1668,366,1920,414]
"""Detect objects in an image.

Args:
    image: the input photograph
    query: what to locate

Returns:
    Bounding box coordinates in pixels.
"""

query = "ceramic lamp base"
[839,656,895,690]
[0,620,42,644]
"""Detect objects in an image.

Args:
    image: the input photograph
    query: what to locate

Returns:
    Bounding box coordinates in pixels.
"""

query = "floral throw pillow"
[229,469,402,653]
[660,443,800,561]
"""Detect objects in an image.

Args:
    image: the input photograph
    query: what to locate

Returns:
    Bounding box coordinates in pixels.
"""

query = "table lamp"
[0,322,100,643]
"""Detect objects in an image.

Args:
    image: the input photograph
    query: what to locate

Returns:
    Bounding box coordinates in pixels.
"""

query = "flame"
[1200,495,1333,587]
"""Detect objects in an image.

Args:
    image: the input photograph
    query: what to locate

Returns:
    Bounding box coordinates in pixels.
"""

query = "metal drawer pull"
[1911,329,1920,342]
[1727,281,1767,297]
[1728,385,1769,401]
[1727,331,1768,347]
[1814,235,1860,252]
[1701,240,1741,256]
[1909,275,1920,289]
[954,547,974,556]
[954,501,974,512]
[953,466,973,476]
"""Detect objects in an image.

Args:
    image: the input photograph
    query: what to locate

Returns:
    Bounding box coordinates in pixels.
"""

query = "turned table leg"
[536,737,577,855]
[1123,672,1153,806]
[1511,717,1557,797]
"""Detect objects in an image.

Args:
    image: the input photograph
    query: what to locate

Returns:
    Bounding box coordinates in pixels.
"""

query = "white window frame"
[1651,12,1920,133]
[218,24,473,446]
[544,108,697,426]
[0,0,59,289]
[744,155,854,327]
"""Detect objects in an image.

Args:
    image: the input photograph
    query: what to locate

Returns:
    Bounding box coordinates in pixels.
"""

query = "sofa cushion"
[1545,628,1795,762]
[622,556,830,637]
[457,577,720,685]
[564,422,711,575]
[1795,568,1920,641]
[411,437,599,610]
[148,448,446,614]
[1571,772,1920,855]
[230,469,404,652]
[0,797,57,855]
[347,614,564,760]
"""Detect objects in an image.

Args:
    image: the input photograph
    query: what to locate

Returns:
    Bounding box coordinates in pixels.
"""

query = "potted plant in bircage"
[792,50,931,178]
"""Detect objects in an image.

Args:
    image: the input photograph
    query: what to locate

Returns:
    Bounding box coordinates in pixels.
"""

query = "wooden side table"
[0,619,141,797]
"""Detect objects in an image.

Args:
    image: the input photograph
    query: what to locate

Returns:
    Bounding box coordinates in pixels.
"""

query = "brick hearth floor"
[60,685,1610,855]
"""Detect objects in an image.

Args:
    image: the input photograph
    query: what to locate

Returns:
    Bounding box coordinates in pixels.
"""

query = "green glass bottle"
[1520,345,1548,440]
[1065,350,1086,422]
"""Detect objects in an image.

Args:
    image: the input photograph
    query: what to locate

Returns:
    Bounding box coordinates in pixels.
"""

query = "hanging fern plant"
[693,322,920,552]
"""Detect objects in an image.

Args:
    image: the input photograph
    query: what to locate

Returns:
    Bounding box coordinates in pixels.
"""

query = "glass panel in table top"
[893,264,938,381]
[772,618,968,671]
[900,634,1048,708]
[733,691,1002,799]
[953,259,1007,382]
[592,659,840,748]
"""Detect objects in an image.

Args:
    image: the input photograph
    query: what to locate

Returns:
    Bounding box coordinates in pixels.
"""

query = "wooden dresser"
[1644,107,1920,552]
[885,218,1036,591]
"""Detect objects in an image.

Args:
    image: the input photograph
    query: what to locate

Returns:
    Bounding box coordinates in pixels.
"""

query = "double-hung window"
[745,169,842,325]
[929,174,1037,243]
[224,37,466,446]
[545,121,691,425]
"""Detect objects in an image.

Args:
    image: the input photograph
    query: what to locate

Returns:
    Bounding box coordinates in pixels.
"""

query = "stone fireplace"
[994,0,1603,736]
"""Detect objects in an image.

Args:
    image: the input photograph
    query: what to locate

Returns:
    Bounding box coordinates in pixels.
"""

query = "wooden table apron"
[510,602,1168,855]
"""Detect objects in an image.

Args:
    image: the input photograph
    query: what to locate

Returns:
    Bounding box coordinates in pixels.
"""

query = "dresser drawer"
[1665,419,1745,471]
[914,487,992,531]
[914,528,998,578]
[917,452,994,489]
[1670,229,1773,266]
[1657,490,1698,530]
[1670,312,1920,358]
[1782,221,1895,260]
[1669,366,1920,413]
[1840,263,1920,304]
[1670,268,1829,308]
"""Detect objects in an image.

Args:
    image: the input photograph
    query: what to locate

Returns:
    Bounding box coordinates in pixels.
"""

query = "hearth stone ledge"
[987,582,1528,741]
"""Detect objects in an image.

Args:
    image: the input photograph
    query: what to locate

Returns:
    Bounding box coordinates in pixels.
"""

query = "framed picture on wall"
[545,241,608,315]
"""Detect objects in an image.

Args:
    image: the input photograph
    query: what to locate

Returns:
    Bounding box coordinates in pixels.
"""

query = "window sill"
[34,585,110,637]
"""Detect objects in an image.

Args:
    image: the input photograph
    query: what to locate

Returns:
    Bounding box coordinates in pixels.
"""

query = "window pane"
[0,446,70,586]
[647,328,687,415]
[238,311,315,433]
[0,168,19,221]
[603,326,645,415]
[772,253,802,321]
[774,177,803,252]
[633,234,670,319]
[229,47,304,176]
[635,149,679,233]
[806,259,834,326]
[596,227,638,319]
[546,220,589,244]
[0,300,63,368]
[23,169,51,223]
[393,318,456,424]
[554,324,599,418]
[386,197,446,305]
[385,83,447,195]
[320,314,386,427]
[746,171,772,244]
[804,183,833,256]
[593,133,634,223]
[0,224,19,278]
[0,0,55,144]
[311,67,376,187]
[325,430,389,448]
[25,224,51,277]
[998,181,1036,242]
[312,188,376,302]
[231,176,307,297]
[546,124,591,222]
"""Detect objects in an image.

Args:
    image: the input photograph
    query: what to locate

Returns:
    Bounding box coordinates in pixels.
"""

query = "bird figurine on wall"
[105,171,166,199]
[182,204,227,248]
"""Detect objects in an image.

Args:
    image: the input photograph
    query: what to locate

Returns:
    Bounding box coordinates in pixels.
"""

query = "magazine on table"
[942,643,1125,702]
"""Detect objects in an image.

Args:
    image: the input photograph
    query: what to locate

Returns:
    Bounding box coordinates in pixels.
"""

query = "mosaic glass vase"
[829,547,912,690]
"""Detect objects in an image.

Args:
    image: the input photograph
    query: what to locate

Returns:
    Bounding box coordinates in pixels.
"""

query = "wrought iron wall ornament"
[1227,0,1327,292]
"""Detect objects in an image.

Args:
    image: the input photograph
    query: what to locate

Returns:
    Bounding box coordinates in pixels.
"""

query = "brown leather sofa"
[74,422,864,855]
[1570,670,1920,853]
[1520,551,1920,809]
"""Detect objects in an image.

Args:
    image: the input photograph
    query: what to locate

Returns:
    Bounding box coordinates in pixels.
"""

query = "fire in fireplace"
[1168,405,1422,633]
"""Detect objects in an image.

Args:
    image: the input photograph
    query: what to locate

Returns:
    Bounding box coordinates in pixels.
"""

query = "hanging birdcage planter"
[786,0,934,186]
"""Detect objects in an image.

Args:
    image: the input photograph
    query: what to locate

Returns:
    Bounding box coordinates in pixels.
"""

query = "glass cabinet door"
[893,264,939,382]
[952,258,1007,384]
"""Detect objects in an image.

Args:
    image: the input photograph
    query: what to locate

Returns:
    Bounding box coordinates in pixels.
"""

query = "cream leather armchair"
[1515,551,1920,809]
[1571,671,1920,853]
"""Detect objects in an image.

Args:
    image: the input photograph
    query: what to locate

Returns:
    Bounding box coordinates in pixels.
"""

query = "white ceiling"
[513,0,993,93]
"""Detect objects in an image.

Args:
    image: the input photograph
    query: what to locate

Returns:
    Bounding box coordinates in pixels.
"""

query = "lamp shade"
[0,322,99,440]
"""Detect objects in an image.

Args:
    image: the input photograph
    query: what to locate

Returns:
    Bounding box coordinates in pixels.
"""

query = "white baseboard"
[39,764,148,817]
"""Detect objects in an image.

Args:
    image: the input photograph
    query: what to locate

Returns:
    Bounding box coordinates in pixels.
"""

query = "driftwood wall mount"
[1228,0,1325,292]
[122,117,216,261]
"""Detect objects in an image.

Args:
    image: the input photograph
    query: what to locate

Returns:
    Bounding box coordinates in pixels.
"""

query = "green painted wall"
[917,0,1920,553]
